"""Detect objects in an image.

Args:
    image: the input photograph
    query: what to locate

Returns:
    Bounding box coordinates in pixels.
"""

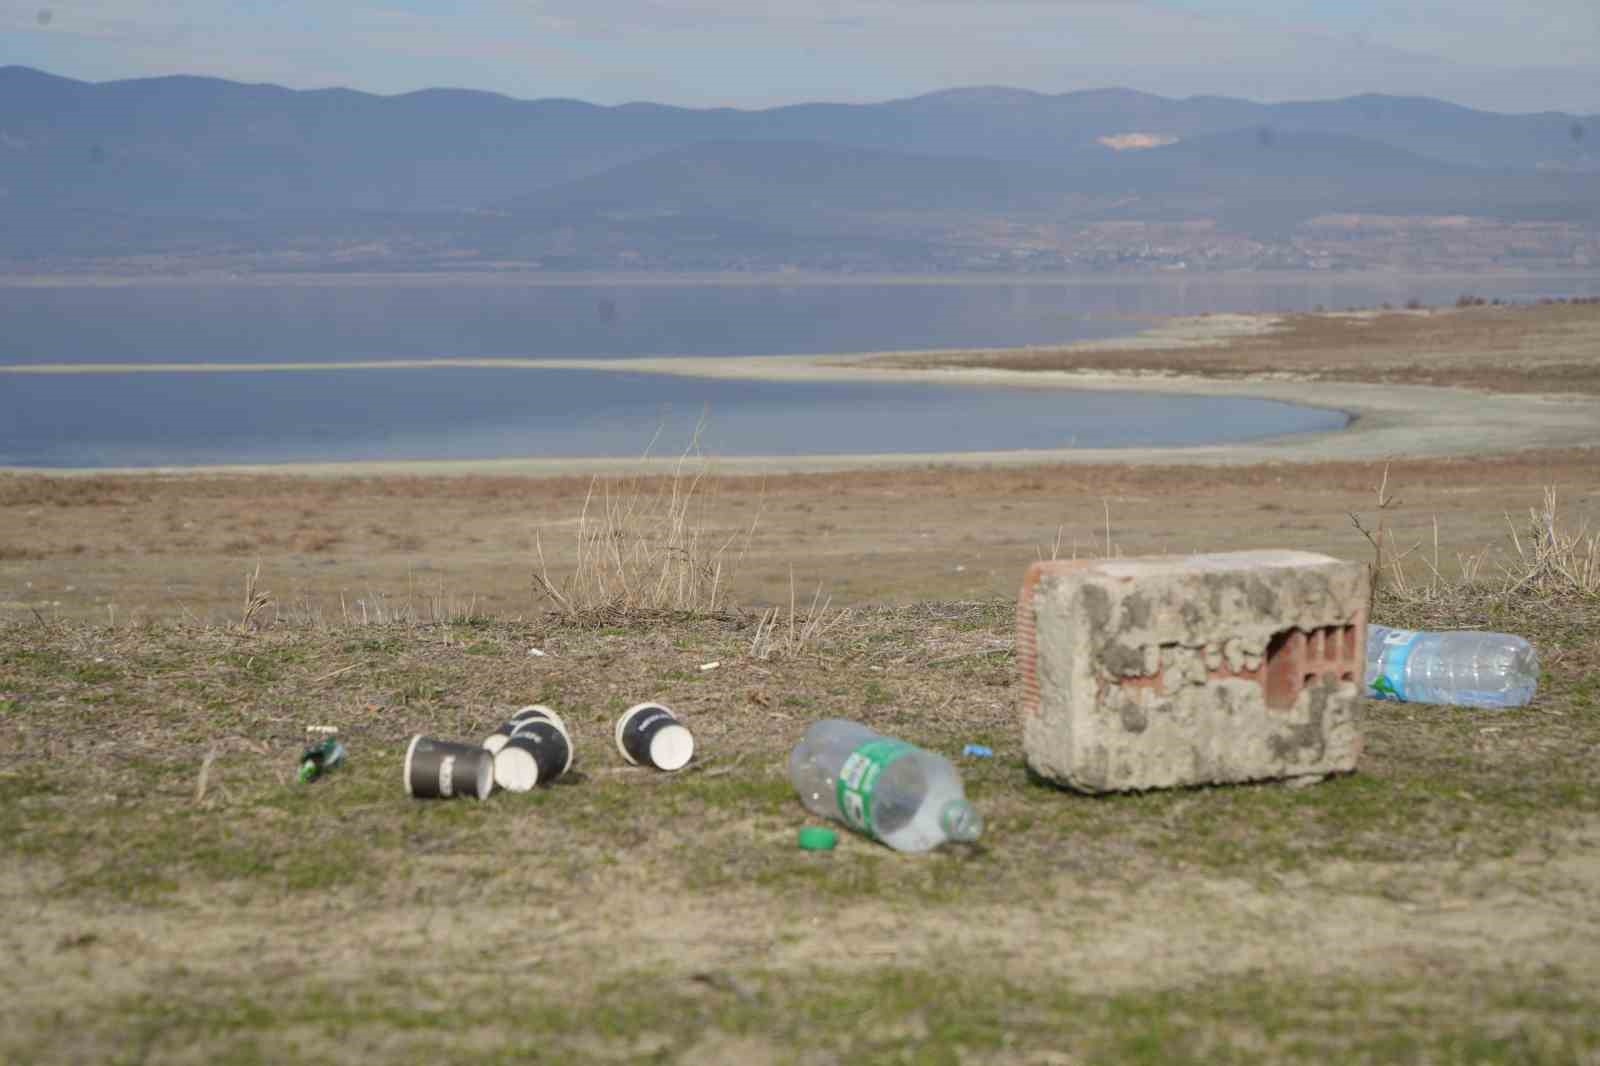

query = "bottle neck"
[939,800,982,843]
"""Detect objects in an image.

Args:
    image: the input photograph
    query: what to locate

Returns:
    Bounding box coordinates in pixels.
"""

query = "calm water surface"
[0,368,1350,468]
[3,275,1594,466]
[4,275,1598,364]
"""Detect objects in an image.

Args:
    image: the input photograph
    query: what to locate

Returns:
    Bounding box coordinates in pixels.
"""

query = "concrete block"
[1017,550,1367,792]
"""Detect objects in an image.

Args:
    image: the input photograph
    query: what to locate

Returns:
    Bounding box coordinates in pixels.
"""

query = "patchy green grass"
[46,962,1600,1065]
[1,590,1596,1064]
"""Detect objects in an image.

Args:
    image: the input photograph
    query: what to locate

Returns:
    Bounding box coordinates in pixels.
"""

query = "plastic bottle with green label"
[787,719,982,852]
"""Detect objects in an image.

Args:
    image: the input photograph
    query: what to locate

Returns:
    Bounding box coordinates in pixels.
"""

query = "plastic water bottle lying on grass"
[788,719,982,853]
[1365,625,1538,709]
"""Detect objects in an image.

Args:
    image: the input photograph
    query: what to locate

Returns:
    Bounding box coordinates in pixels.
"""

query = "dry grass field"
[2,450,1595,626]
[887,299,1600,395]
[1,300,1598,1064]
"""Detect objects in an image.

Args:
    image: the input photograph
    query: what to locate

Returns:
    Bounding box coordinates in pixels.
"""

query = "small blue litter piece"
[962,743,994,758]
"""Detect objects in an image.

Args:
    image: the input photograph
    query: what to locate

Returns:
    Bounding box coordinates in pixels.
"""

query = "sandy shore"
[4,310,1597,477]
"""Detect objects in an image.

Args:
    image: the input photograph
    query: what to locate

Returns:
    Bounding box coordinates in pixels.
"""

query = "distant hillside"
[1,65,1597,273]
[518,129,1596,219]
[510,141,1091,216]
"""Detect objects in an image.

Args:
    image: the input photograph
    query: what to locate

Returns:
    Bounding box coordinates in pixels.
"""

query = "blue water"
[5,274,1594,467]
[3,275,1597,364]
[0,281,1130,364]
[0,367,1349,468]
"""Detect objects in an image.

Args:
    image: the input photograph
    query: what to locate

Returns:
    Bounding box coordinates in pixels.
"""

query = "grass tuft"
[1500,485,1599,597]
[748,567,849,660]
[532,427,760,623]
[1357,479,1598,607]
[238,561,270,631]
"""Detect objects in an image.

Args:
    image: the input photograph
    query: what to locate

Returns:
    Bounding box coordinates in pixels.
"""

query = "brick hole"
[1269,624,1363,708]
[1264,627,1305,710]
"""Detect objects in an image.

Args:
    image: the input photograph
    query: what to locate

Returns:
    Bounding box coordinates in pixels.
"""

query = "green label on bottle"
[835,738,914,837]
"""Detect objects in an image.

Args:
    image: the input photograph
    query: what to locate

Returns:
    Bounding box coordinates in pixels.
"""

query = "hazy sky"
[3,0,1597,112]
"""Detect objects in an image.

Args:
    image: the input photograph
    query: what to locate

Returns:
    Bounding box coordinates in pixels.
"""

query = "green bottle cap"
[797,826,839,851]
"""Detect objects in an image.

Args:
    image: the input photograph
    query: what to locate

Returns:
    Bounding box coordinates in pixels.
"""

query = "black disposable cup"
[493,715,574,792]
[615,702,695,772]
[482,705,566,755]
[404,736,495,800]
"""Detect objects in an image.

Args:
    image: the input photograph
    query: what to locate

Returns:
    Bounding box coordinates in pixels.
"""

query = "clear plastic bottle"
[788,719,982,852]
[1365,625,1538,708]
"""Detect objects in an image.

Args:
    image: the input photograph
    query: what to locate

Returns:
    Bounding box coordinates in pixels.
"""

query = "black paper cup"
[494,715,574,792]
[404,736,494,800]
[615,702,695,772]
[482,704,566,755]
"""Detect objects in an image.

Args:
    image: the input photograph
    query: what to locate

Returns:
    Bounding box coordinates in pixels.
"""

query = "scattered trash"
[482,704,563,755]
[297,733,346,784]
[405,736,494,800]
[788,718,982,853]
[962,744,994,758]
[797,826,838,851]
[528,648,547,658]
[1366,625,1538,708]
[494,712,574,792]
[615,702,695,772]
[699,661,720,672]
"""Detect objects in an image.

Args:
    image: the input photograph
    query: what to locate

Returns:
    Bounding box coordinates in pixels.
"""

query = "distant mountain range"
[2,66,1597,273]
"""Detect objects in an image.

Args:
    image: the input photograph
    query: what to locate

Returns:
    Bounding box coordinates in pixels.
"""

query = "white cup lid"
[648,723,695,771]
[493,747,539,793]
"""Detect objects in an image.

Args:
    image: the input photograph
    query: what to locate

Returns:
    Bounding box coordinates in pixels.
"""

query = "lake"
[0,367,1354,468]
[2,273,1596,467]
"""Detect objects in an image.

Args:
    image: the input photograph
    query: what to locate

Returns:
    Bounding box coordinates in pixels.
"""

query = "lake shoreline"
[4,300,1596,623]
[4,267,1600,288]
[5,306,1597,477]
